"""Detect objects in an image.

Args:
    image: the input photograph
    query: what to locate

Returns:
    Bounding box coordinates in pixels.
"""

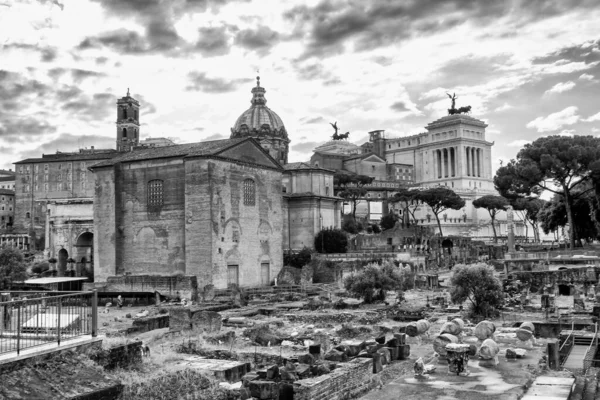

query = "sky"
[1,0,600,175]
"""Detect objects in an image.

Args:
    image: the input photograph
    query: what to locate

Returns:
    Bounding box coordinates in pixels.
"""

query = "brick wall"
[293,358,374,400]
[105,275,198,300]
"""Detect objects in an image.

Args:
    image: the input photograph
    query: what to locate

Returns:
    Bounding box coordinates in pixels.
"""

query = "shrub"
[342,217,359,234]
[450,263,504,319]
[380,214,398,230]
[371,224,381,234]
[284,247,313,268]
[344,260,413,303]
[0,246,29,290]
[314,228,348,253]
[31,262,50,274]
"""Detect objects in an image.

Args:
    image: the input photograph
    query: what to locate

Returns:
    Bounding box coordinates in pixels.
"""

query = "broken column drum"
[433,333,459,357]
[474,320,496,341]
[479,338,499,359]
[445,343,470,375]
[516,321,535,341]
[406,319,430,337]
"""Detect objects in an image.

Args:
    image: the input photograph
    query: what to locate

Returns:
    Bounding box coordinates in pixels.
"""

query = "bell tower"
[116,89,140,152]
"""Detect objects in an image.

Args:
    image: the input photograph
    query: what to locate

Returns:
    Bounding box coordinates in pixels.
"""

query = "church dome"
[231,77,288,140]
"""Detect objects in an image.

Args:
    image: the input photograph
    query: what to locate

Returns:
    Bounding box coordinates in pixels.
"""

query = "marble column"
[466,147,470,176]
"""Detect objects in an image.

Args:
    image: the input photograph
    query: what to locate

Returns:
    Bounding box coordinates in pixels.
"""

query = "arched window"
[148,179,164,209]
[134,129,138,138]
[243,179,255,206]
[122,108,127,119]
[26,212,30,219]
[134,110,138,120]
[122,128,127,138]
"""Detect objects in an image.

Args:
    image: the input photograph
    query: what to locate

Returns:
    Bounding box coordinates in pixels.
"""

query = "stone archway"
[441,238,453,255]
[76,232,94,281]
[58,248,68,277]
[558,284,571,296]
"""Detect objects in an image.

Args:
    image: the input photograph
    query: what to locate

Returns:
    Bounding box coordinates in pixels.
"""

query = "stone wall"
[105,275,198,300]
[293,358,374,400]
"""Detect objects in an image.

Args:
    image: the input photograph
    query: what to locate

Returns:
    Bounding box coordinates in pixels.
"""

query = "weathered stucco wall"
[185,157,283,289]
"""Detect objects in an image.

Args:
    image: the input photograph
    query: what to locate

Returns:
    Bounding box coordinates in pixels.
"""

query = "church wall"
[310,153,344,170]
[93,167,117,282]
[185,158,283,289]
[117,159,186,276]
[286,197,339,251]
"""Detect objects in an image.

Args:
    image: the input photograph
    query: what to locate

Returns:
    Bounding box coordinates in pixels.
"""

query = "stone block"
[279,383,294,400]
[372,352,383,373]
[397,344,410,360]
[325,349,348,362]
[386,346,399,361]
[308,344,321,355]
[298,353,315,366]
[296,363,311,378]
[169,307,191,331]
[394,333,406,345]
[506,348,526,359]
[280,369,298,381]
[377,348,390,365]
[385,338,399,347]
[190,309,222,333]
[357,351,371,358]
[266,365,279,380]
[341,340,365,357]
[248,380,280,400]
[242,372,260,386]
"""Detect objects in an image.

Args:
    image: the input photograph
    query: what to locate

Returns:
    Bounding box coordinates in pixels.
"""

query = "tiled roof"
[15,152,118,164]
[90,138,255,168]
[283,162,334,173]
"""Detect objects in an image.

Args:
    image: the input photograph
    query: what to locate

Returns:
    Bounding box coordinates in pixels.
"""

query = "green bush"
[450,263,504,319]
[380,214,398,230]
[342,217,359,234]
[344,260,413,303]
[31,262,50,274]
[284,247,313,268]
[314,228,348,253]
[371,224,381,234]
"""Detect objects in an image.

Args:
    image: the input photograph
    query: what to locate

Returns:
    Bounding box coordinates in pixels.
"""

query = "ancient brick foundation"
[104,275,198,301]
[292,358,374,400]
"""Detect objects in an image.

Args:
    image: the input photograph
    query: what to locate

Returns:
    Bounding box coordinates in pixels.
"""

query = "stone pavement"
[361,356,537,400]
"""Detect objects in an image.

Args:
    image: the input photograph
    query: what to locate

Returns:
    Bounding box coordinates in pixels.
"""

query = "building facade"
[91,138,284,288]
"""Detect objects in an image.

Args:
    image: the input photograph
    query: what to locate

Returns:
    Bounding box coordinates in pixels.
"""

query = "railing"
[584,323,599,372]
[559,321,575,366]
[0,290,97,356]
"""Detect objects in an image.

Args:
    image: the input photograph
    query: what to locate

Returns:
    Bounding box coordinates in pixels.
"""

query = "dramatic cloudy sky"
[1,0,600,174]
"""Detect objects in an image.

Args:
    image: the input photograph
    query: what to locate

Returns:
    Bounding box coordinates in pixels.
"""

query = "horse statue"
[337,132,350,140]
[457,105,472,114]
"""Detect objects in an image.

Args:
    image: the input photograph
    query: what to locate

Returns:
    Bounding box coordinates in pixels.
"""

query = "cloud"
[78,29,148,54]
[585,111,600,122]
[283,1,592,60]
[526,106,580,132]
[508,140,531,147]
[203,133,226,141]
[70,69,106,83]
[186,72,251,93]
[234,26,279,53]
[292,141,322,153]
[493,103,513,112]
[543,81,576,96]
[558,129,576,137]
[18,133,115,160]
[579,73,596,81]
[390,101,409,112]
[194,26,231,57]
[300,116,326,124]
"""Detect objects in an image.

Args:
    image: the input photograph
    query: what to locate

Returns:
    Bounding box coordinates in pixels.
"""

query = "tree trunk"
[434,213,443,236]
[489,210,498,243]
[563,188,576,249]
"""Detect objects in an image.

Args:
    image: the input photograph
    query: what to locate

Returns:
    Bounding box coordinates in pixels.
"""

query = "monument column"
[465,146,470,176]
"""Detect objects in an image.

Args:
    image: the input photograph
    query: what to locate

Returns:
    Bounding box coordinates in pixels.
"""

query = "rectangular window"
[147,180,164,209]
[19,166,23,174]
[25,165,30,173]
[35,165,39,172]
[66,182,71,190]
[44,164,48,172]
[243,179,255,206]
[44,174,48,182]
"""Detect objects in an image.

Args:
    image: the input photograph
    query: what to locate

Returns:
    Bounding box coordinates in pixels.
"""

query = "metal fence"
[0,290,98,356]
